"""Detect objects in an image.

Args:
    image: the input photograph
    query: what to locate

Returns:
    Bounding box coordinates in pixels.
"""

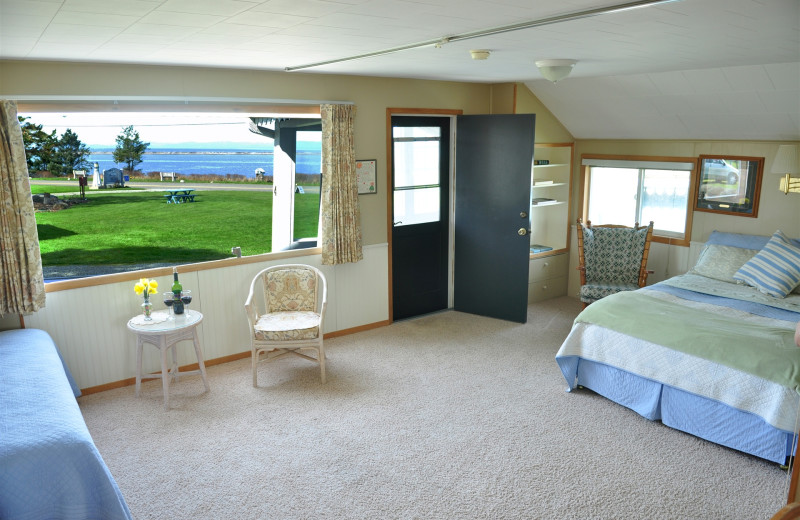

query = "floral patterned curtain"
[320,104,363,265]
[0,100,46,316]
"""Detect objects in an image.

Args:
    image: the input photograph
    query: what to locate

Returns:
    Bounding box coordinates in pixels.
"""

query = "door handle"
[393,221,403,226]
[518,228,529,236]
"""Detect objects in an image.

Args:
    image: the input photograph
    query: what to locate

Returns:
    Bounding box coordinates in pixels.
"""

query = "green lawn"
[31,184,83,195]
[36,190,320,265]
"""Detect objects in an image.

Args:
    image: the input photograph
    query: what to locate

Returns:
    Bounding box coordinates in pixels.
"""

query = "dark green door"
[391,116,450,321]
[453,114,535,323]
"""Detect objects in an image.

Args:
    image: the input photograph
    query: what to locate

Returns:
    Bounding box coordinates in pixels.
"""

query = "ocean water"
[87,148,322,178]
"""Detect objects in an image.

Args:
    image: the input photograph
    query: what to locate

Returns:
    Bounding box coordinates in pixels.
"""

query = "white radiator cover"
[25,244,389,390]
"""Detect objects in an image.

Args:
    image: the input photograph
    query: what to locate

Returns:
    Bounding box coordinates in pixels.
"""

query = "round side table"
[126,309,210,410]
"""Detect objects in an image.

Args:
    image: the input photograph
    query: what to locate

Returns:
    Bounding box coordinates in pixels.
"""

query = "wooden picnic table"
[164,189,196,204]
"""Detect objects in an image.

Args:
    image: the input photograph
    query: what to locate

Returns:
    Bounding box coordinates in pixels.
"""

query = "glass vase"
[141,296,153,321]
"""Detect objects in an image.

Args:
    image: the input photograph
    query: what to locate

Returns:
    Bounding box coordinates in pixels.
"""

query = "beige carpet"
[78,297,789,519]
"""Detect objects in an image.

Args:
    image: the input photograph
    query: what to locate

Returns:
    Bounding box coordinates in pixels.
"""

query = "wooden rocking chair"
[576,218,654,307]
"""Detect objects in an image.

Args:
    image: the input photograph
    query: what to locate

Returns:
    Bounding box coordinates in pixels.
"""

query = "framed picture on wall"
[694,155,764,218]
[356,159,377,194]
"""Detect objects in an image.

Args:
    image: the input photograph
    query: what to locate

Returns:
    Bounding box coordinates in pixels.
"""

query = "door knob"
[518,228,528,236]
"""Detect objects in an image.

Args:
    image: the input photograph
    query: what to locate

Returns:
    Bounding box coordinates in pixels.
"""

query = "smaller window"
[582,156,696,244]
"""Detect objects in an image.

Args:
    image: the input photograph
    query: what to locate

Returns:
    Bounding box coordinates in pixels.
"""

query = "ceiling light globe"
[535,59,578,82]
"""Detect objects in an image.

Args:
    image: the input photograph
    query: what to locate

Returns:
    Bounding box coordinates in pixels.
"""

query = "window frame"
[19,101,324,284]
[694,154,764,218]
[580,154,698,247]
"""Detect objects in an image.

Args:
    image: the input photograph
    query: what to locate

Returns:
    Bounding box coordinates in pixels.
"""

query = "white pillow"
[690,244,759,284]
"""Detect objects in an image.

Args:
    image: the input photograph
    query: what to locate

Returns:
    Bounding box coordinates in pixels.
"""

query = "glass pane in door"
[393,187,440,226]
[393,126,441,226]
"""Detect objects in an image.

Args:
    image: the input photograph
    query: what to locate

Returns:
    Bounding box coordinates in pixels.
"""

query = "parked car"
[703,158,740,184]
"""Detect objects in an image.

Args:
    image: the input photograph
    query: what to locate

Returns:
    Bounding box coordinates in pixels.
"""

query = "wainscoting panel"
[332,244,389,331]
[24,244,389,390]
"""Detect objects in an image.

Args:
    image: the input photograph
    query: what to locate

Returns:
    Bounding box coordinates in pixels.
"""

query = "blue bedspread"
[0,329,132,520]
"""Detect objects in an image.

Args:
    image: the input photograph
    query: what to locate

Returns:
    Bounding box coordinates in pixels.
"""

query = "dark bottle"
[171,267,185,315]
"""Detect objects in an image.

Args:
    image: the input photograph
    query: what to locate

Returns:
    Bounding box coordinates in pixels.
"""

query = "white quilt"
[557,300,800,432]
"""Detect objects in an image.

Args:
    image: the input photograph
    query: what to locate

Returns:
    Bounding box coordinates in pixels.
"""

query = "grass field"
[36,190,320,265]
[31,184,84,195]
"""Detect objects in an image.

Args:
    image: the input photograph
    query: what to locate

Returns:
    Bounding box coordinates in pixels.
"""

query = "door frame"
[386,108,462,322]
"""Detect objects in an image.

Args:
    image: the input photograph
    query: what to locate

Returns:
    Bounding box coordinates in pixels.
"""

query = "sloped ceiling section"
[525,61,800,141]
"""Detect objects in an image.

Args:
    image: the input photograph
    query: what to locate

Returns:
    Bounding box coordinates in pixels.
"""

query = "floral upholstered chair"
[576,218,654,307]
[245,264,327,387]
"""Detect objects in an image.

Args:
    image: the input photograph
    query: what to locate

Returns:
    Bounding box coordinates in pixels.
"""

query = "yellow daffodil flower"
[134,278,159,297]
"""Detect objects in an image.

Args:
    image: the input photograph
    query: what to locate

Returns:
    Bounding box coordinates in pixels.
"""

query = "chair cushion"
[265,268,318,313]
[580,283,640,304]
[582,225,649,285]
[254,311,321,341]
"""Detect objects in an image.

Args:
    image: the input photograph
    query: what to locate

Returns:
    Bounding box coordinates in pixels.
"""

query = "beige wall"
[4,61,798,313]
[565,139,800,298]
[0,59,494,247]
[573,140,800,242]
[489,83,516,115]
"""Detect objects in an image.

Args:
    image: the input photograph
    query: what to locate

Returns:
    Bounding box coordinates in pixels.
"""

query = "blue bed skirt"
[562,356,795,464]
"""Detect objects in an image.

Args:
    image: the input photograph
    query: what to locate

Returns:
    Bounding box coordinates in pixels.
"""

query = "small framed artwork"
[694,155,764,218]
[356,159,377,194]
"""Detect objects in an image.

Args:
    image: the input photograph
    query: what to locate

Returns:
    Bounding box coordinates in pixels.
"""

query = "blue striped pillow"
[733,230,800,298]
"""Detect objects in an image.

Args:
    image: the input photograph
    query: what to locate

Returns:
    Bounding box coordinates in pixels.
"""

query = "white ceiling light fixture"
[470,50,491,60]
[535,59,577,83]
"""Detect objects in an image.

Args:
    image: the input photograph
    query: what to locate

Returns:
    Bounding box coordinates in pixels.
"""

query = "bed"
[556,230,800,464]
[0,328,133,520]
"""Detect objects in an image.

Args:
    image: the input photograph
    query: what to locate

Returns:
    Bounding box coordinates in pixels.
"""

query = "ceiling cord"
[284,0,682,72]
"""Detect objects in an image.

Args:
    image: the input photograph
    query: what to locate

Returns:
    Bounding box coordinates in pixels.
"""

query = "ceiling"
[1,0,798,140]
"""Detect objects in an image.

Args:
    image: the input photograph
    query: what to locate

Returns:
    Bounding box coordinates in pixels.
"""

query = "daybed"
[556,231,800,464]
[0,328,133,520]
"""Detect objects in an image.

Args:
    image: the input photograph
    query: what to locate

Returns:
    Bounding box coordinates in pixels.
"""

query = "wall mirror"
[694,155,764,217]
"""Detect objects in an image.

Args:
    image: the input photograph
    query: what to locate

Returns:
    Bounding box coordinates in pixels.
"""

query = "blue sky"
[20,112,320,149]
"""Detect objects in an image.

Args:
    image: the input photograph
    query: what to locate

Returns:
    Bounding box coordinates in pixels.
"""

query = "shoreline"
[89,151,275,155]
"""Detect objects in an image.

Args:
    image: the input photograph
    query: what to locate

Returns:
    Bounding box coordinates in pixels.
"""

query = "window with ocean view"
[21,110,322,280]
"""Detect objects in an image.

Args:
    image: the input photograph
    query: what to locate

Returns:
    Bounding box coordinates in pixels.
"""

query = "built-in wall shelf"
[530,143,573,260]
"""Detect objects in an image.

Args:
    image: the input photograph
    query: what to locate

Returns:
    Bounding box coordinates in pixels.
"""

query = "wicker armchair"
[576,218,654,306]
[245,264,327,387]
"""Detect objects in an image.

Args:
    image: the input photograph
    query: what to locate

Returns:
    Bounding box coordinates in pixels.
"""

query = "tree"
[113,125,149,173]
[18,116,57,174]
[50,129,92,177]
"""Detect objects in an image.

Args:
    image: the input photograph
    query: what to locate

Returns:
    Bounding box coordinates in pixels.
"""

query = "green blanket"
[576,290,800,392]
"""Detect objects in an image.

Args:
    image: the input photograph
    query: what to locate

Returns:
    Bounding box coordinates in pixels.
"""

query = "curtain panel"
[0,100,46,316]
[319,104,363,265]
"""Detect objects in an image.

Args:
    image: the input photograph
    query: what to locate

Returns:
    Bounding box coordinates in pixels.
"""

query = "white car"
[703,159,740,184]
